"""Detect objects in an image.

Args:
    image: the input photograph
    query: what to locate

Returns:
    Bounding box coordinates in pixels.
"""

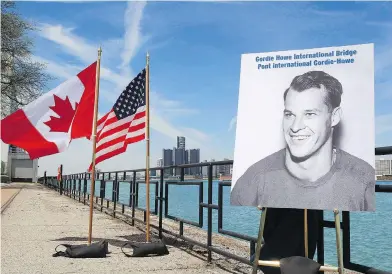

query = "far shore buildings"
[375,155,392,179]
[160,136,234,179]
[2,144,38,182]
[1,93,38,182]
[162,136,201,177]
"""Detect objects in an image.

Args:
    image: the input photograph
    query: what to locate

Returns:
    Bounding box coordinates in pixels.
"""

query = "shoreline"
[1,184,233,274]
[68,189,362,274]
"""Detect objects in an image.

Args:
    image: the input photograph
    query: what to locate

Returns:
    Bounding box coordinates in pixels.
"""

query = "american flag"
[88,68,147,171]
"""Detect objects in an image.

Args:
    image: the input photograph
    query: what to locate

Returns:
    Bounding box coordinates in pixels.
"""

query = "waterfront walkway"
[1,183,232,274]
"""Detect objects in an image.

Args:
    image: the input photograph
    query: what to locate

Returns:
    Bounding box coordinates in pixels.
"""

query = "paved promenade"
[1,183,230,274]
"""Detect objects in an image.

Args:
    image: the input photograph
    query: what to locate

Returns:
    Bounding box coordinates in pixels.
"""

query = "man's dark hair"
[283,71,343,111]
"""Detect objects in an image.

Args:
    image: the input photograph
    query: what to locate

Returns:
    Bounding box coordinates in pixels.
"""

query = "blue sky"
[6,1,392,175]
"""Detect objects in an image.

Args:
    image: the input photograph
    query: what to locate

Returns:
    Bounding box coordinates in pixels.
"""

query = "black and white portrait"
[230,44,375,212]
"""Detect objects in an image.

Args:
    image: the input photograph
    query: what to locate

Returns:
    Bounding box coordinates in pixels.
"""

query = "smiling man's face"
[283,87,335,159]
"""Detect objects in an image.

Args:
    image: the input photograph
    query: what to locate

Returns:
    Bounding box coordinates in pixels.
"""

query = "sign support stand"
[252,208,344,274]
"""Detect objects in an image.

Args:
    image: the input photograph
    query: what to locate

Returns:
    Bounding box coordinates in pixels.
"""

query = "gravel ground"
[1,184,229,274]
[61,186,362,274]
[1,183,362,274]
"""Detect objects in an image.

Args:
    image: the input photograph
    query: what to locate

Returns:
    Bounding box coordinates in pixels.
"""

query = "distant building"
[202,160,208,177]
[218,158,231,176]
[7,145,38,182]
[185,149,190,175]
[174,147,186,176]
[375,159,392,176]
[210,158,218,178]
[162,149,173,175]
[157,158,163,167]
[189,149,200,175]
[177,136,186,149]
[156,158,163,176]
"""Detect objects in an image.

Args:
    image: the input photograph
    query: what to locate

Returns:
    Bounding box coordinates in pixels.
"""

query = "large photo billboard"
[230,44,375,212]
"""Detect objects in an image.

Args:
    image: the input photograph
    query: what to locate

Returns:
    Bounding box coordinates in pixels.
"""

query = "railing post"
[207,163,213,263]
[73,176,76,199]
[113,172,118,217]
[83,173,87,205]
[116,172,120,201]
[317,211,325,266]
[159,168,164,239]
[100,175,105,211]
[180,167,185,182]
[342,211,351,267]
[128,172,132,208]
[132,171,136,226]
[78,175,82,201]
[59,164,63,195]
[68,175,71,198]
[59,165,63,195]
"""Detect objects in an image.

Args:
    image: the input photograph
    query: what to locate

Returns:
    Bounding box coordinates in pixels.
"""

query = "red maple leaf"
[44,95,78,133]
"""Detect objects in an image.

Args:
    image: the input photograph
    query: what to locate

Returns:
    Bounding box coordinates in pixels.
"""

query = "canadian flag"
[0,62,97,159]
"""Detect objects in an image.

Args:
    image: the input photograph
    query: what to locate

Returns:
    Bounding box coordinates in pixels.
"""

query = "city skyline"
[162,136,202,176]
[159,136,232,178]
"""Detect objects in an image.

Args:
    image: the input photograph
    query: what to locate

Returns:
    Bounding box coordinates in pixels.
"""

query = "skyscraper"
[219,158,231,176]
[177,136,185,149]
[162,149,173,175]
[173,147,186,176]
[185,149,190,175]
[157,158,163,167]
[210,159,217,178]
[189,149,200,175]
[202,160,208,177]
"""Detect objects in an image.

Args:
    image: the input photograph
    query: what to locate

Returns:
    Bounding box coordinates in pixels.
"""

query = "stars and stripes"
[88,68,147,171]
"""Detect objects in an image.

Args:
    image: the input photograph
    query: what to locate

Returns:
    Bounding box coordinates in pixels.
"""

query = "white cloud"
[374,27,392,76]
[376,114,392,135]
[366,21,392,28]
[150,91,199,116]
[120,1,147,70]
[376,80,392,99]
[180,127,209,143]
[39,23,97,63]
[37,22,128,88]
[32,56,81,80]
[33,3,219,175]
[228,115,237,131]
[149,109,202,148]
[309,9,356,17]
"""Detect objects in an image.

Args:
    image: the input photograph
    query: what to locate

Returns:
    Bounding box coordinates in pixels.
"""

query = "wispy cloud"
[228,116,237,132]
[180,127,209,142]
[37,23,127,86]
[376,80,392,99]
[38,23,97,63]
[366,21,392,28]
[120,1,147,71]
[309,8,357,17]
[150,91,199,116]
[34,2,215,173]
[376,114,392,135]
[32,55,80,80]
[149,110,204,148]
[375,46,392,76]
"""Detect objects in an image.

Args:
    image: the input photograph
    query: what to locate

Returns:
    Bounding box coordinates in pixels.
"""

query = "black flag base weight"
[52,239,169,259]
[121,240,169,258]
[52,239,109,258]
[251,208,344,274]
